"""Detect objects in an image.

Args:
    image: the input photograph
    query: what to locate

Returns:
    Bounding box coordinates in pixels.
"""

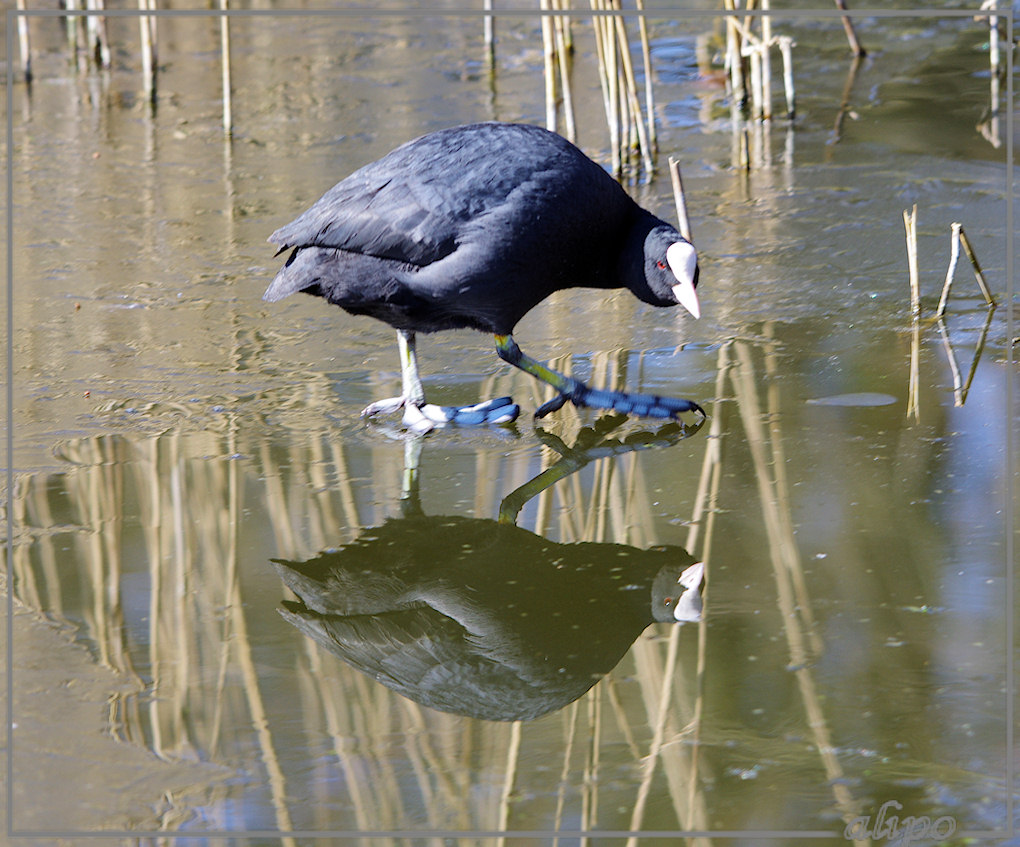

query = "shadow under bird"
[265,121,703,433]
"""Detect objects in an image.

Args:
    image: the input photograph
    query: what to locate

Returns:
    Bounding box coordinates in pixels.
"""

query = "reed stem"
[834,0,866,56]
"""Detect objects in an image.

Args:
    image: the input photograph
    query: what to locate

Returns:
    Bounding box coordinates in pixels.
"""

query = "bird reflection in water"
[272,415,705,722]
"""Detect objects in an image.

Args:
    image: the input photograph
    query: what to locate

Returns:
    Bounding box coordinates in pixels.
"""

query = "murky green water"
[3,5,1015,845]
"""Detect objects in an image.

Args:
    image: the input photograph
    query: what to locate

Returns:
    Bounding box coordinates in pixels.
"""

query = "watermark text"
[844,800,956,845]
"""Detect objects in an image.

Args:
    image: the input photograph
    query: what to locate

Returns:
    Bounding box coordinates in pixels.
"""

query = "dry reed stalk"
[605,0,631,171]
[957,226,996,306]
[723,0,746,107]
[590,1,622,175]
[760,0,773,119]
[553,3,577,141]
[590,3,612,137]
[668,156,693,243]
[138,0,157,102]
[86,0,111,69]
[936,222,963,318]
[903,205,921,319]
[483,0,494,52]
[747,40,763,119]
[219,0,232,133]
[541,0,558,131]
[833,0,865,56]
[16,0,31,82]
[612,13,653,173]
[635,0,656,152]
[983,0,1000,84]
[777,35,795,119]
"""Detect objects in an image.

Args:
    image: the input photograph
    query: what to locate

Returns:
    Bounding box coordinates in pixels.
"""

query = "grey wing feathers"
[269,172,459,267]
[267,123,575,269]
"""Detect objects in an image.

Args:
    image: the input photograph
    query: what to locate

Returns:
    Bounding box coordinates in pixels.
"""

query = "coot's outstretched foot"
[495,334,706,423]
[362,330,521,434]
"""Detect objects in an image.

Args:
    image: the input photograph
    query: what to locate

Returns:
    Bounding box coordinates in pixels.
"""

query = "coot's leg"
[494,334,706,421]
[361,330,521,433]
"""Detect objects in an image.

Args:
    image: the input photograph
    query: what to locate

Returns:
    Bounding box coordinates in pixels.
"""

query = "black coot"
[265,122,703,433]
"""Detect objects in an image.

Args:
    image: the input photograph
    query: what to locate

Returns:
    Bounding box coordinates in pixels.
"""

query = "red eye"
[657,260,667,270]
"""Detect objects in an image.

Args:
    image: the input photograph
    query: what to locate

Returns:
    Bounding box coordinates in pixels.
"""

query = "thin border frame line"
[4,7,14,845]
[6,6,1007,17]
[4,3,1015,842]
[1004,7,1015,846]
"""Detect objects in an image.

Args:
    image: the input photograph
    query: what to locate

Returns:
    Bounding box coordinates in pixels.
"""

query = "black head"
[629,224,701,317]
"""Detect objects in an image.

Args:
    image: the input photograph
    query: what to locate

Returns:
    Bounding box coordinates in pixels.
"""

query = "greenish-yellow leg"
[494,333,705,420]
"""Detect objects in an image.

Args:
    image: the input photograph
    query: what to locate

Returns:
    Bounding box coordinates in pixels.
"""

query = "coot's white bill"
[667,241,700,320]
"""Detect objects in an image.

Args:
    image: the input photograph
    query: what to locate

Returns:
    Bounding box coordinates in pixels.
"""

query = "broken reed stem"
[936,222,996,317]
[957,227,996,307]
[903,205,921,320]
[936,222,962,318]
[668,156,693,243]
